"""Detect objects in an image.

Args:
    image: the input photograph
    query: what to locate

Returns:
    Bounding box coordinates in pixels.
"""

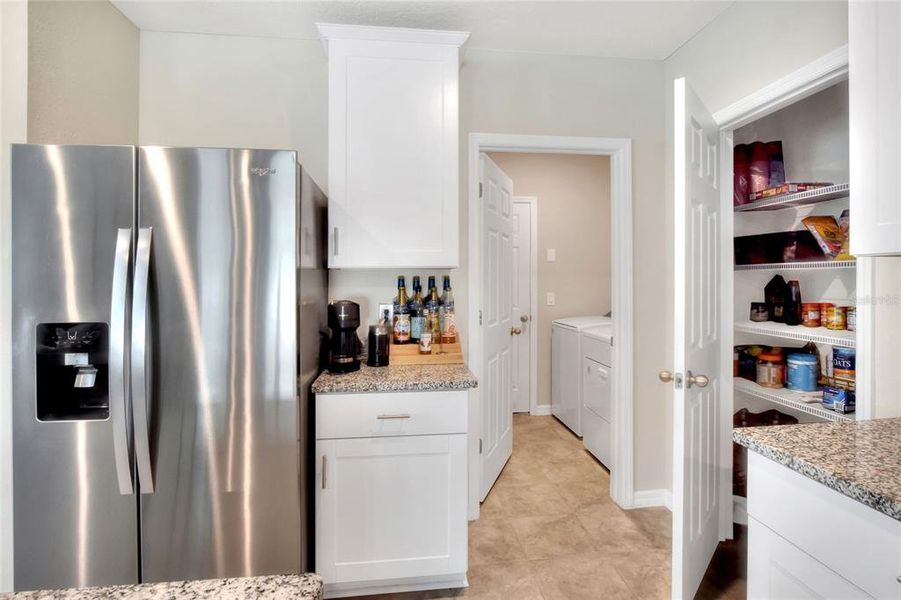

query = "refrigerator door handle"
[110,228,135,495]
[132,227,155,494]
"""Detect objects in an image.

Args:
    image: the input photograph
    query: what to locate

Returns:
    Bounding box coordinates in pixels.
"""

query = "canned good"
[749,302,769,322]
[801,303,821,327]
[786,353,818,391]
[819,303,834,317]
[846,307,856,332]
[756,352,785,388]
[833,347,856,383]
[824,306,847,330]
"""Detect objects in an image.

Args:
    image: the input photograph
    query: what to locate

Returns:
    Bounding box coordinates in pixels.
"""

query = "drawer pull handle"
[377,414,411,420]
[321,455,327,489]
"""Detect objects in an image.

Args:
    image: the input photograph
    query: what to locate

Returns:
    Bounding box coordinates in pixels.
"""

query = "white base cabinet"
[315,390,469,598]
[747,453,901,599]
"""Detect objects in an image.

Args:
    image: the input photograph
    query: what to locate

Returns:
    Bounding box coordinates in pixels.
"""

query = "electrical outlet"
[546,248,556,262]
[546,292,556,306]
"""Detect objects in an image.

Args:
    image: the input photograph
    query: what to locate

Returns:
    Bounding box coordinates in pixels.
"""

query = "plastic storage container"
[786,353,818,391]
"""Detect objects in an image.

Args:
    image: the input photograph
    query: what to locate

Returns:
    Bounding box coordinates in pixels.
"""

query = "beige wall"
[27,0,139,144]
[138,33,669,492]
[663,1,850,491]
[487,152,611,407]
[461,50,667,492]
[1,1,28,591]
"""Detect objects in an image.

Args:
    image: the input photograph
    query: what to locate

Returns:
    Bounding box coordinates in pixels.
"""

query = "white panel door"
[671,77,723,600]
[315,434,467,585]
[511,199,532,413]
[849,0,901,256]
[479,154,514,500]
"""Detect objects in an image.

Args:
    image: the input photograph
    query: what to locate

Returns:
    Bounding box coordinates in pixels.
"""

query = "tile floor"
[352,413,744,600]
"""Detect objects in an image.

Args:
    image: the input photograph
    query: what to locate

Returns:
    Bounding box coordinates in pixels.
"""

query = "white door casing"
[849,1,901,257]
[672,78,723,600]
[511,198,533,414]
[479,154,514,501]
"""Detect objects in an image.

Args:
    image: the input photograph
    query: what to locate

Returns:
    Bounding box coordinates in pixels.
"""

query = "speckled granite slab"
[1,574,322,600]
[734,418,901,522]
[312,363,477,394]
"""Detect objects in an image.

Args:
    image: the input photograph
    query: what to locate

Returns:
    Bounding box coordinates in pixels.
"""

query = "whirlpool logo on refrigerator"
[250,167,277,176]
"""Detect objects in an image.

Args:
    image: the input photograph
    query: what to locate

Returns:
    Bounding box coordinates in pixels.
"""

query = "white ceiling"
[111,0,733,61]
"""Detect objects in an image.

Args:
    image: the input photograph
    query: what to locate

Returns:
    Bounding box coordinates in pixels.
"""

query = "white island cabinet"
[317,24,469,269]
[314,388,469,599]
[747,453,901,599]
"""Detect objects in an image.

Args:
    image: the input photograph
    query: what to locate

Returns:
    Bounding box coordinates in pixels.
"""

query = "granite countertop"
[734,418,901,522]
[312,363,478,394]
[1,574,322,600]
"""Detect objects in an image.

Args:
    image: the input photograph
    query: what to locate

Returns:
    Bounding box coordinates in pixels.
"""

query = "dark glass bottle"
[392,276,411,344]
[785,280,802,326]
[765,275,789,323]
[409,276,425,342]
[425,276,441,339]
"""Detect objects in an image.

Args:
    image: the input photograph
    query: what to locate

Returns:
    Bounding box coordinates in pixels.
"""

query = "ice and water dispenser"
[35,323,109,421]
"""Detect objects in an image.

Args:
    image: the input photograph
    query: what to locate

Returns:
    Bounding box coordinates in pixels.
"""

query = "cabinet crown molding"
[316,22,470,55]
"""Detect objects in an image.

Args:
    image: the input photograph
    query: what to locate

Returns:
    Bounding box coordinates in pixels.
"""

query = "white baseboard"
[325,573,467,599]
[529,405,552,416]
[631,489,673,511]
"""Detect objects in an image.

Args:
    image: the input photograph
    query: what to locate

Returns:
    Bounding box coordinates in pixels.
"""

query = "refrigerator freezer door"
[11,144,139,590]
[137,147,300,581]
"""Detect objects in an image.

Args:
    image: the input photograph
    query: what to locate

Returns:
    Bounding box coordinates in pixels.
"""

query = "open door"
[666,78,724,599]
[479,153,515,501]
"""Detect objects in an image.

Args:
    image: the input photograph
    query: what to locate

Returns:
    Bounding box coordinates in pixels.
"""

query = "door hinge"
[479,182,483,198]
[479,310,483,326]
[479,439,482,454]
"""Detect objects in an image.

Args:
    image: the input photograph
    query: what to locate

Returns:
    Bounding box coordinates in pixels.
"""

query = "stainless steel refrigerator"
[11,144,327,591]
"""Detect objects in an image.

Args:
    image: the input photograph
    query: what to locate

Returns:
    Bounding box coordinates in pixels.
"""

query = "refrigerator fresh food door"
[136,147,300,581]
[296,164,328,571]
[11,144,139,591]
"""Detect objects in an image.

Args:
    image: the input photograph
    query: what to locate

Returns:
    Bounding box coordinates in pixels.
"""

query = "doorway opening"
[466,134,635,520]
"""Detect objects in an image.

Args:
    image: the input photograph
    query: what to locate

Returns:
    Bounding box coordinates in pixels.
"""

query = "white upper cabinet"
[849,1,901,256]
[318,24,469,269]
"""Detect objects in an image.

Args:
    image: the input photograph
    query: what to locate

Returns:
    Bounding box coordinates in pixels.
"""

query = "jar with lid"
[756,352,786,388]
[801,303,820,327]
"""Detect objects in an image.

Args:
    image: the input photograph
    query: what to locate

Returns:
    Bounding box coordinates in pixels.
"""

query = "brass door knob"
[520,315,530,323]
[510,327,523,336]
[687,371,709,388]
[658,370,674,384]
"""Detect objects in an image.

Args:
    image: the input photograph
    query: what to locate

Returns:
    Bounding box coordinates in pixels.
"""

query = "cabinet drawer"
[582,335,611,366]
[748,453,901,599]
[316,390,468,439]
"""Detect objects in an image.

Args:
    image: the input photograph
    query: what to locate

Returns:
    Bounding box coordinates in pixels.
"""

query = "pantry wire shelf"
[734,377,854,422]
[735,260,857,272]
[734,183,850,212]
[734,320,856,348]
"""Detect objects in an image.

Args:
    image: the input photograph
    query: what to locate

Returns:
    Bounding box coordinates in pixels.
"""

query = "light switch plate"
[546,248,556,262]
[546,292,556,306]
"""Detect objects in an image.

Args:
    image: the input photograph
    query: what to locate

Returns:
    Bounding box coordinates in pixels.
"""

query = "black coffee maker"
[328,300,361,373]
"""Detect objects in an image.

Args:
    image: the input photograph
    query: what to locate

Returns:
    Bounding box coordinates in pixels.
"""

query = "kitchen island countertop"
[312,363,478,394]
[733,417,901,522]
[1,574,323,600]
